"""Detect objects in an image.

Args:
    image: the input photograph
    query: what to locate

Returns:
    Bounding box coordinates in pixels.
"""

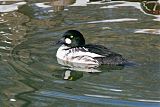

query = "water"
[0,0,160,107]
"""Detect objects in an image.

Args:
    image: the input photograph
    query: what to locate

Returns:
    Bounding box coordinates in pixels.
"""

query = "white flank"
[57,58,101,72]
[56,45,103,65]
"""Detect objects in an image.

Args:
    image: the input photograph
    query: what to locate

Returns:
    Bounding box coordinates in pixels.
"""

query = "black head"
[58,30,85,47]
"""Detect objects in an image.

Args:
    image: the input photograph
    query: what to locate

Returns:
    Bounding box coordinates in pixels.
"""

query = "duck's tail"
[95,55,127,66]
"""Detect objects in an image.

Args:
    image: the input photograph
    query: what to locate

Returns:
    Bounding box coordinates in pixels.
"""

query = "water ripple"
[135,29,160,35]
[101,1,160,21]
[0,1,159,107]
[0,2,26,12]
[86,18,138,24]
[32,90,160,107]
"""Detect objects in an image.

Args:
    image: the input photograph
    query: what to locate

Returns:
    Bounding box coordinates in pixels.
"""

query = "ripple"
[86,18,138,24]
[0,1,159,107]
[135,29,160,35]
[100,1,141,10]
[0,2,26,12]
[0,46,11,50]
[87,1,107,5]
[130,98,160,103]
[34,2,52,8]
[70,0,87,6]
[29,90,160,107]
[101,1,160,21]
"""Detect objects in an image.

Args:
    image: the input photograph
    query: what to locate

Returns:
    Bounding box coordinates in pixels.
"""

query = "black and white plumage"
[56,30,127,66]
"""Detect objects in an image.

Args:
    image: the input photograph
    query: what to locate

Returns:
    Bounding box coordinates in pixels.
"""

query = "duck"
[56,30,127,66]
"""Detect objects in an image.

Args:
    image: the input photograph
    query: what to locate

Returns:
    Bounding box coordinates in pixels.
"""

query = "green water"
[0,0,160,107]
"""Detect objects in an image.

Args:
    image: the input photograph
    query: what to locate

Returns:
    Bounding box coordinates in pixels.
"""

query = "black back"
[84,44,127,65]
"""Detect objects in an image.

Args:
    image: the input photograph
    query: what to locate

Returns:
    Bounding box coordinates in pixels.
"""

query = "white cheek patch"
[65,38,72,44]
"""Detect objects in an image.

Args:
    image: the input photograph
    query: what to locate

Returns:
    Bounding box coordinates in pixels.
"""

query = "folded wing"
[84,44,127,65]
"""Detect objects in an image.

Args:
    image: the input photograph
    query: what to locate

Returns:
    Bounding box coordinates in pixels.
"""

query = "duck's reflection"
[53,69,83,81]
[53,58,124,81]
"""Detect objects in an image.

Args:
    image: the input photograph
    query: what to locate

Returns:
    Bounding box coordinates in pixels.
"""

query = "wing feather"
[84,44,115,56]
[84,44,127,65]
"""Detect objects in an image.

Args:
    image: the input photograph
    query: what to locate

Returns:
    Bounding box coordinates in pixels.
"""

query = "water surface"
[0,0,160,107]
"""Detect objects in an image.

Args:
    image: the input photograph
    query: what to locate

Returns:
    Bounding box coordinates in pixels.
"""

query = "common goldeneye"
[56,30,127,66]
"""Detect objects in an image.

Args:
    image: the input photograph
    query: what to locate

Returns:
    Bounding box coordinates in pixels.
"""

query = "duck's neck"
[59,45,70,50]
[56,45,69,59]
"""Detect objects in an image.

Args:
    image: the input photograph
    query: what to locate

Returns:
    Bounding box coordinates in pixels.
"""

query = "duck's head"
[57,30,85,47]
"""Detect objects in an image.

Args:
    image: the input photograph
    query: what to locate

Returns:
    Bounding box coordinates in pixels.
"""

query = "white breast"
[56,45,104,65]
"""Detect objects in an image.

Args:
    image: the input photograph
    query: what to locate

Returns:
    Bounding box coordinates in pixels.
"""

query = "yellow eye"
[70,35,73,38]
